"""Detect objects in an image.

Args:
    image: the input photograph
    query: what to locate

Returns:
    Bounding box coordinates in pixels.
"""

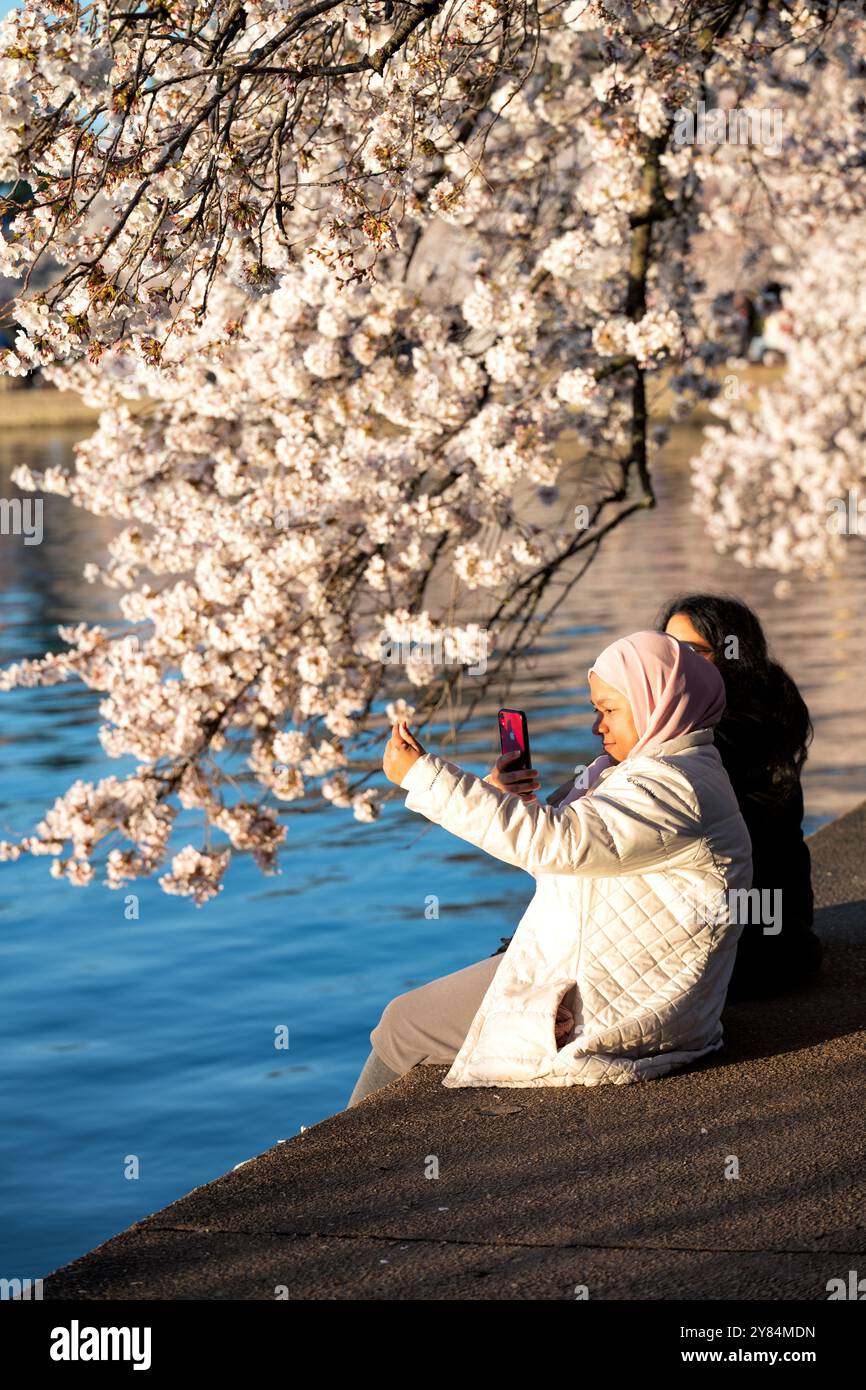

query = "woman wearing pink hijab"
[346,630,752,1107]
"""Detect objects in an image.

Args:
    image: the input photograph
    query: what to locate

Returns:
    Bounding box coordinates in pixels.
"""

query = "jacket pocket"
[472,977,578,1072]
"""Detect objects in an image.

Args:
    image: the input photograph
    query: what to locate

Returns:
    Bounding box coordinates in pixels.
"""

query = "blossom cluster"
[1,0,864,895]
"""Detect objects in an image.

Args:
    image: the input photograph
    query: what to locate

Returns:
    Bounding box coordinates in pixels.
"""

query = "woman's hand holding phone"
[485,748,541,804]
[384,712,541,802]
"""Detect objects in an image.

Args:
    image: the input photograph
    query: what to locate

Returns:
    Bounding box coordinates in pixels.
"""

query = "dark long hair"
[655,593,813,801]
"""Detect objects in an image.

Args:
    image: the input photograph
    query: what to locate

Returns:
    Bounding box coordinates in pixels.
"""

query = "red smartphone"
[498,708,532,773]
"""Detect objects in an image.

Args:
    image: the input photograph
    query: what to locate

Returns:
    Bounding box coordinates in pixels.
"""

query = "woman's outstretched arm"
[398,750,704,879]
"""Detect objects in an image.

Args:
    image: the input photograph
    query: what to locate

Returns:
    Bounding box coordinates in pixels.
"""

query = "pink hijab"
[560,629,726,805]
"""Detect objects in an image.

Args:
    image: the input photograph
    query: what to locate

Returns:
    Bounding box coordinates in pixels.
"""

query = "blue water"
[2,423,866,1281]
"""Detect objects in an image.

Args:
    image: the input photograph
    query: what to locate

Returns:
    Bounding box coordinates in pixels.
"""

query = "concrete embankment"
[0,382,102,431]
[0,362,785,434]
[40,798,866,1300]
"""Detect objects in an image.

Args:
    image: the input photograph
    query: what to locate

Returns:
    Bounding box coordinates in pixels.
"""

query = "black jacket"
[713,716,823,1000]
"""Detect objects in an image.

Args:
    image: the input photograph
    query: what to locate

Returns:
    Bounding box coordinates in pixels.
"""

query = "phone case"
[498,708,532,772]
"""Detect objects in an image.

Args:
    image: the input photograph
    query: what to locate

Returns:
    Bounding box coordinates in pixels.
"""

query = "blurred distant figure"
[750,281,792,364]
[732,290,759,358]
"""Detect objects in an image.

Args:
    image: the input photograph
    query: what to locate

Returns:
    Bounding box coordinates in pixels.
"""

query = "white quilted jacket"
[399,728,752,1088]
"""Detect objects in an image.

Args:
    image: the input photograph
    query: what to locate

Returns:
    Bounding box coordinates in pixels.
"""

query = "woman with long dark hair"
[658,593,823,1000]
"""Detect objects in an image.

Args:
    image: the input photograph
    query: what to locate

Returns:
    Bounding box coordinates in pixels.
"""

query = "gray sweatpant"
[370,951,504,1074]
